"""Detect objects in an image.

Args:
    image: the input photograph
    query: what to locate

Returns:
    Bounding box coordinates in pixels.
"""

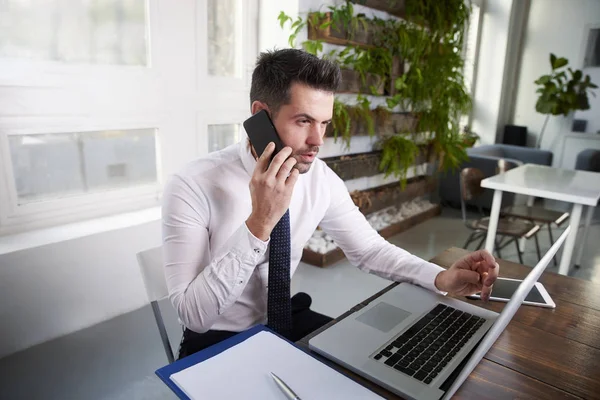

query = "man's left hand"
[434,250,499,301]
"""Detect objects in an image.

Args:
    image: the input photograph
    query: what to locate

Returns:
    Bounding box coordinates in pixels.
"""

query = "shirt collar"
[238,135,256,177]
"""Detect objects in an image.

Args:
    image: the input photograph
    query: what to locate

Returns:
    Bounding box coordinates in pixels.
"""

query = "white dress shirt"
[162,140,445,334]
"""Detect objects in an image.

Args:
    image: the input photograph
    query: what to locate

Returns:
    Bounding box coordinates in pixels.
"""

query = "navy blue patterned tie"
[267,210,292,334]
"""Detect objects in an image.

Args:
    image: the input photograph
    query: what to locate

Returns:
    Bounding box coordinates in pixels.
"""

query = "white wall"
[0,219,161,359]
[512,0,600,159]
[258,0,299,51]
[470,0,515,145]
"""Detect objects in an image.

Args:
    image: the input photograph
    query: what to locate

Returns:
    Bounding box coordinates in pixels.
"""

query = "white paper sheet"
[170,330,383,400]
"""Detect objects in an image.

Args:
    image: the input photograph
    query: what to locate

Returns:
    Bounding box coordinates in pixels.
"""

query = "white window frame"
[200,111,248,155]
[0,117,163,234]
[0,0,163,235]
[581,23,600,68]
[463,0,485,127]
[195,0,258,156]
[0,0,259,235]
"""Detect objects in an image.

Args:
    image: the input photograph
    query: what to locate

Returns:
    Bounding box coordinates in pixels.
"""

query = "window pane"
[9,128,158,204]
[0,0,148,66]
[463,4,481,95]
[584,28,600,67]
[207,0,241,77]
[460,4,481,129]
[208,124,241,152]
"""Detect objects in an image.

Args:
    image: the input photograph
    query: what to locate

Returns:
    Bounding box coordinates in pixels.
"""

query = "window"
[9,129,158,204]
[461,0,484,128]
[0,0,161,234]
[0,0,148,66]
[196,0,257,156]
[0,0,258,235]
[208,124,242,153]
[584,28,600,68]
[207,0,243,77]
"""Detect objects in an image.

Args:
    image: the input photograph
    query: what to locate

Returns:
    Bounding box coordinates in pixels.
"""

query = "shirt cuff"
[242,222,270,258]
[419,261,448,296]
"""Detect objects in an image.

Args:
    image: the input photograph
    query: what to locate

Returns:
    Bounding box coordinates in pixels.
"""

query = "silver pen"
[270,372,302,400]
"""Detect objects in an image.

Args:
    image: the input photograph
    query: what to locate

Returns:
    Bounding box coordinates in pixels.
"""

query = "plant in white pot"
[534,53,597,148]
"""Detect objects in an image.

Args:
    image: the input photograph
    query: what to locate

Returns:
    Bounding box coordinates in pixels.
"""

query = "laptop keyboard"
[373,304,486,385]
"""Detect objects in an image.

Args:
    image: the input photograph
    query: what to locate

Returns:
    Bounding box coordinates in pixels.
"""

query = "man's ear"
[251,101,269,115]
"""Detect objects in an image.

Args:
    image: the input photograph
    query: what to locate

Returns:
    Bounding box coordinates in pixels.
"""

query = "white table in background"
[481,164,600,275]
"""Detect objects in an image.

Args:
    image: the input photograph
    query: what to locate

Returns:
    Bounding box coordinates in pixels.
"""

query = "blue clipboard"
[155,325,300,400]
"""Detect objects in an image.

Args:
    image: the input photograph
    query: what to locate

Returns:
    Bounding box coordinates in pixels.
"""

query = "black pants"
[178,293,332,359]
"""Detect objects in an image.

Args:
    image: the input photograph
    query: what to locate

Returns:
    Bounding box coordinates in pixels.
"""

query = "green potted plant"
[279,0,472,184]
[534,53,598,148]
[460,126,479,148]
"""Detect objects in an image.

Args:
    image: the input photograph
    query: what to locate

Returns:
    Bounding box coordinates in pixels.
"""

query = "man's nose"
[307,124,325,147]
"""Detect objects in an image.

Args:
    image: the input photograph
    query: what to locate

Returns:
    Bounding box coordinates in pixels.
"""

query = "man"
[162,49,498,359]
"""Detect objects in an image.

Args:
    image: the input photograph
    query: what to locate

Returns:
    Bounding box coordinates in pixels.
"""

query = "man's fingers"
[483,262,499,286]
[276,156,298,181]
[457,269,481,286]
[256,142,275,171]
[266,146,293,178]
[468,249,496,268]
[480,284,493,301]
[285,168,300,187]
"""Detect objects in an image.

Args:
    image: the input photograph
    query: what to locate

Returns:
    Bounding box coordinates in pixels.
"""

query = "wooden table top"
[297,247,600,399]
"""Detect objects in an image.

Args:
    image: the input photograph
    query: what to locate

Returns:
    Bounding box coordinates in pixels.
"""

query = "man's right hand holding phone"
[246,142,299,241]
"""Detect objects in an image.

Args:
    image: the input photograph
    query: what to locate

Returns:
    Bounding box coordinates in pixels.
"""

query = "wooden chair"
[459,167,542,264]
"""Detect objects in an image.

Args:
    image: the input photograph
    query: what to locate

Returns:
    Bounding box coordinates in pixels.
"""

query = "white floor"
[0,205,598,399]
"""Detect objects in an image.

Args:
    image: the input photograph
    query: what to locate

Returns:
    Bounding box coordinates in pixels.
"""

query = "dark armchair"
[439,144,554,209]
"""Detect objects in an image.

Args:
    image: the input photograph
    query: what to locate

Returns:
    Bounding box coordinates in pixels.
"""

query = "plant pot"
[322,146,430,180]
[350,176,437,215]
[462,136,478,148]
[307,12,377,47]
[323,151,383,180]
[349,0,406,19]
[338,68,385,95]
[387,56,405,96]
[378,112,419,134]
[327,107,420,139]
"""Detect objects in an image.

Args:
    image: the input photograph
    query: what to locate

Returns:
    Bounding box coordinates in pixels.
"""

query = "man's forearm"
[165,222,267,332]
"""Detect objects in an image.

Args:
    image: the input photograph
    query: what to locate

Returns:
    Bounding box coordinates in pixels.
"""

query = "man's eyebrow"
[292,113,332,123]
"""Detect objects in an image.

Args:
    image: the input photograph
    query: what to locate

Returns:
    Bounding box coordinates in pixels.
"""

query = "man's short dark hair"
[250,49,341,115]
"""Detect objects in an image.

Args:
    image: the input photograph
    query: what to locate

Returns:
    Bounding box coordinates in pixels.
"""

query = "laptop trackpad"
[355,302,411,333]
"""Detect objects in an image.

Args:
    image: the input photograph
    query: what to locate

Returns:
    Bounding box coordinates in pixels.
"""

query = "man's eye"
[299,120,310,124]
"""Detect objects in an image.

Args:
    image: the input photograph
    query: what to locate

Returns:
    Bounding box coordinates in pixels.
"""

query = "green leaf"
[277,11,291,29]
[555,71,566,80]
[535,98,553,114]
[589,83,598,89]
[550,53,557,68]
[553,57,568,69]
[535,75,551,85]
[572,70,582,81]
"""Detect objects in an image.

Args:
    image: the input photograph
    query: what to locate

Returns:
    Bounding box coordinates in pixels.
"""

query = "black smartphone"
[243,109,285,159]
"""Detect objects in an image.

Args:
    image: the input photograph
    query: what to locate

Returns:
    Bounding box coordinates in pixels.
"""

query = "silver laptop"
[309,227,570,400]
